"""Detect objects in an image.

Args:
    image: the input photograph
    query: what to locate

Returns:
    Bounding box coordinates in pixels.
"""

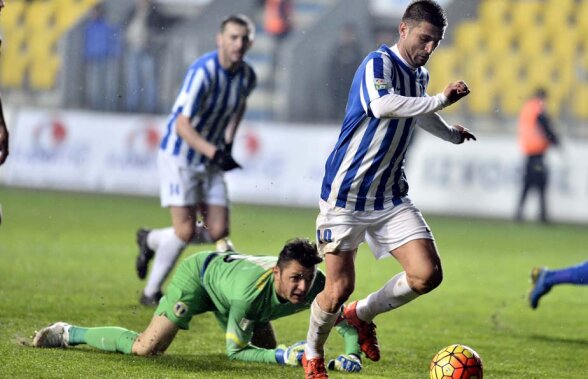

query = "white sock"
[148,225,212,250]
[304,299,340,359]
[146,227,174,251]
[144,232,187,297]
[356,272,419,322]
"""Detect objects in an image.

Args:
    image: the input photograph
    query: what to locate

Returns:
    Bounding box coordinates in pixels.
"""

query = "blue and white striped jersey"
[160,50,256,167]
[321,44,430,211]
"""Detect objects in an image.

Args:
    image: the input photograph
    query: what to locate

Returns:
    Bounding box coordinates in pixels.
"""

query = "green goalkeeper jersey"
[194,252,358,363]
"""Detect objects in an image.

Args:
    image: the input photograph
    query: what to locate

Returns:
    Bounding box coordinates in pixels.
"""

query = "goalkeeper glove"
[275,340,306,366]
[327,353,362,373]
[211,149,241,171]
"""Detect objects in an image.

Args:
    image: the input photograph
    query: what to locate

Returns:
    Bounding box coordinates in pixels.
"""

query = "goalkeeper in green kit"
[32,239,362,373]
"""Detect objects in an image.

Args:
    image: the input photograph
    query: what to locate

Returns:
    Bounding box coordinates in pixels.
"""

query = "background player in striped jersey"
[33,239,363,373]
[303,1,476,377]
[134,14,257,306]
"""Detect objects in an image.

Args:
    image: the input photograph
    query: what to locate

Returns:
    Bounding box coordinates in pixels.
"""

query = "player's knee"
[132,342,158,356]
[407,266,443,294]
[174,224,196,243]
[208,226,229,241]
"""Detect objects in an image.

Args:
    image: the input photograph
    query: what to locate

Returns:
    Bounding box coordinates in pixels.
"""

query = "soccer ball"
[429,344,483,379]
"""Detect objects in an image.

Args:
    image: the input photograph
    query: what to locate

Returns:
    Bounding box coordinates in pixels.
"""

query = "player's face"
[217,22,252,71]
[273,261,317,304]
[398,20,444,67]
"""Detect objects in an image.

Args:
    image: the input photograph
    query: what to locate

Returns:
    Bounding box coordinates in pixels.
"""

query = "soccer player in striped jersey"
[0,0,9,167]
[303,1,476,377]
[33,239,362,373]
[135,14,257,306]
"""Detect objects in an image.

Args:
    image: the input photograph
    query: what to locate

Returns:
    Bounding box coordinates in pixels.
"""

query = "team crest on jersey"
[173,301,188,318]
[239,318,253,331]
[374,78,388,90]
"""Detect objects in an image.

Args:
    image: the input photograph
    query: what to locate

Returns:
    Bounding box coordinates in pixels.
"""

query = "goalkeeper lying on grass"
[32,238,362,373]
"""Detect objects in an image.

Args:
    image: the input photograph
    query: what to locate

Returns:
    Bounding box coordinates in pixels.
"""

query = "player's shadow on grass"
[529,334,588,347]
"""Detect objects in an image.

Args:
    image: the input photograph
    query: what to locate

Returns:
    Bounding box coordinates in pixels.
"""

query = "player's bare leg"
[132,315,179,356]
[304,250,356,378]
[200,203,234,252]
[392,238,443,295]
[251,321,277,349]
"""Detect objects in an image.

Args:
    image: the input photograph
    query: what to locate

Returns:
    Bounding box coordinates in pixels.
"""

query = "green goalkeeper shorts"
[155,251,218,330]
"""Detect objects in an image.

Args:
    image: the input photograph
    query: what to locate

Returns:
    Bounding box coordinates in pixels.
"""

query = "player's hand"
[453,124,476,144]
[211,149,241,171]
[328,353,362,373]
[275,340,306,366]
[444,80,470,104]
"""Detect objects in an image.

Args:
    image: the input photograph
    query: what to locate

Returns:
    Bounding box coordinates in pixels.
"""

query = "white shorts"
[158,153,228,208]
[315,198,434,260]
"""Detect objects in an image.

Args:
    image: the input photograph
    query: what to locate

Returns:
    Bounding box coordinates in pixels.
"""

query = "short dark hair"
[402,0,447,29]
[277,238,322,270]
[220,14,255,40]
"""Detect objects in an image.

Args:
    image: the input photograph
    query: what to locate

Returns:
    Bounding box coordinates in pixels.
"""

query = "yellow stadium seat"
[571,85,588,119]
[55,0,99,34]
[0,49,28,88]
[25,0,57,31]
[577,2,588,36]
[479,0,511,31]
[30,55,61,90]
[466,77,496,115]
[511,1,544,33]
[546,28,578,61]
[483,26,514,56]
[513,26,549,59]
[0,0,26,30]
[28,28,60,59]
[498,84,533,117]
[460,51,495,115]
[543,0,576,33]
[454,21,482,54]
[427,48,458,94]
[0,26,29,88]
[427,48,462,114]
[494,53,523,88]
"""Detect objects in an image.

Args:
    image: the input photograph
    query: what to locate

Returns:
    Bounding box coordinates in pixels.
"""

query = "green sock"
[69,326,138,354]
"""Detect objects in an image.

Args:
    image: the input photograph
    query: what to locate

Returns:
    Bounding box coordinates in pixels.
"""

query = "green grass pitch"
[0,187,586,378]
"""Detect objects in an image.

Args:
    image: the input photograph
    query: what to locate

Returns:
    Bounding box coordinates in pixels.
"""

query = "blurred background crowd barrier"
[0,0,587,222]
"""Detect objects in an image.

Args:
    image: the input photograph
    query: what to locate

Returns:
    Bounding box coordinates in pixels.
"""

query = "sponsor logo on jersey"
[239,318,253,331]
[374,78,388,90]
[173,301,188,318]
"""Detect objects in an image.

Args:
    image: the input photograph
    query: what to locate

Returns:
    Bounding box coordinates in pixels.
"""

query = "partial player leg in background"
[529,260,588,309]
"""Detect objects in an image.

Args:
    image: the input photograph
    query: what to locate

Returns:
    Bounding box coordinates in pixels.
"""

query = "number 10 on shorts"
[316,229,333,244]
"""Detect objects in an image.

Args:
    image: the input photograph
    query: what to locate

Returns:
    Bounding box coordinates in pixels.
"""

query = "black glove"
[211,149,241,171]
